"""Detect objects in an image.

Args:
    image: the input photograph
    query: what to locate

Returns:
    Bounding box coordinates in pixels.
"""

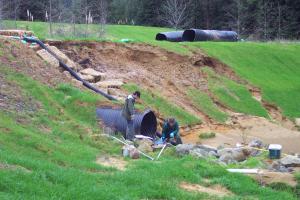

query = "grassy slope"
[1,66,297,199]
[123,84,201,126]
[187,89,228,123]
[197,42,300,118]
[7,21,300,119]
[203,67,269,118]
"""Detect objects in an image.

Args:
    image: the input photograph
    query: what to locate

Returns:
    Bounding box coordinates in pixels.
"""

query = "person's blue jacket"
[162,121,179,139]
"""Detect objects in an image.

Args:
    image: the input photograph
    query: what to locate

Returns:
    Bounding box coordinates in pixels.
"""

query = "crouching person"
[162,118,182,145]
[121,91,141,141]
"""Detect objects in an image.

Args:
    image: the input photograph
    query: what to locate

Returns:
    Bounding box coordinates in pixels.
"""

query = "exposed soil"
[50,40,243,125]
[179,182,233,197]
[183,114,300,154]
[249,170,297,187]
[96,155,127,171]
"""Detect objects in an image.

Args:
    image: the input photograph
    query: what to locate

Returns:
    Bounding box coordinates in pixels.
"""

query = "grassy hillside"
[4,21,300,119]
[1,64,299,199]
[197,43,300,119]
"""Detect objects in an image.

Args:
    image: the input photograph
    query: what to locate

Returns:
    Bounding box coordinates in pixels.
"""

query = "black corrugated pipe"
[23,37,117,101]
[182,29,238,42]
[155,31,184,42]
[96,108,157,138]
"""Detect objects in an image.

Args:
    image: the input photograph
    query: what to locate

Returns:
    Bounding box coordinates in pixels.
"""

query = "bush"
[199,132,216,139]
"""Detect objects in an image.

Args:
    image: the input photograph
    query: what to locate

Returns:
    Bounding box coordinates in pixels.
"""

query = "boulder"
[248,139,264,148]
[280,155,300,167]
[37,49,59,67]
[79,74,95,82]
[219,154,236,164]
[47,46,79,70]
[195,144,218,153]
[80,68,106,82]
[176,144,195,156]
[295,118,300,126]
[218,148,248,162]
[122,145,140,159]
[189,148,208,158]
[135,139,153,153]
[95,80,124,89]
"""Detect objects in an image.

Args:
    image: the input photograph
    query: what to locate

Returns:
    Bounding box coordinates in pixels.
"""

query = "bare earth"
[179,182,233,197]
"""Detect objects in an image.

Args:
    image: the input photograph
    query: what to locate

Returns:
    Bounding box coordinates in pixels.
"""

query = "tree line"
[0,0,299,40]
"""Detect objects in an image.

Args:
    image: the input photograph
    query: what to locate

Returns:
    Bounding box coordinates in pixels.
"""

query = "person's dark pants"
[126,119,134,140]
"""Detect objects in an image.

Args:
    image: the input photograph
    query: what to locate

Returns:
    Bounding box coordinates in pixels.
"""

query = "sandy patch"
[179,182,233,197]
[96,155,127,171]
[250,170,297,187]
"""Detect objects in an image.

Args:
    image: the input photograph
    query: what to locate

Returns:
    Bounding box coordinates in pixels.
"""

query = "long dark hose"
[23,37,117,101]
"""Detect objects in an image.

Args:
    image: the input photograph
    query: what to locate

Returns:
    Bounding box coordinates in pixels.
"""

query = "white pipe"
[156,144,167,160]
[109,135,154,161]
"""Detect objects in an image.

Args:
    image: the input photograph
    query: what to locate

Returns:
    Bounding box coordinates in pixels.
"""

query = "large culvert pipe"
[96,108,157,138]
[182,29,238,42]
[23,37,117,101]
[155,31,184,42]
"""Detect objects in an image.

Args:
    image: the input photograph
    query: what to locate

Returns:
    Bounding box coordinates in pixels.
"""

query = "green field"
[1,64,299,199]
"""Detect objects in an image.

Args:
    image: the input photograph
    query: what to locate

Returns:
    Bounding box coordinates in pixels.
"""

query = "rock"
[176,144,196,156]
[129,148,140,159]
[208,151,218,157]
[217,148,247,162]
[295,118,300,126]
[95,80,124,89]
[80,68,106,82]
[219,154,236,164]
[47,46,79,70]
[79,74,95,82]
[195,144,218,153]
[248,139,264,148]
[135,139,153,153]
[37,49,59,67]
[122,145,140,159]
[189,148,208,158]
[280,155,300,167]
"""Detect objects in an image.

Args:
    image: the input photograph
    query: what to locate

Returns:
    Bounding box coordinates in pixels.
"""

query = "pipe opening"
[182,30,196,41]
[141,111,157,137]
[156,33,167,41]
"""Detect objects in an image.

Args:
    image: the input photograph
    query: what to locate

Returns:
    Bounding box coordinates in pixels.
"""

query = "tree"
[161,0,189,29]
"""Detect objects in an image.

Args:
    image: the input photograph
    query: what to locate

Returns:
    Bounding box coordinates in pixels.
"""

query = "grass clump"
[187,89,228,123]
[123,83,201,126]
[199,132,216,139]
[203,67,269,118]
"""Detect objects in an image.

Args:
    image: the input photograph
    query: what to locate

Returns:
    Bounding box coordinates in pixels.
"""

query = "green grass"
[203,67,269,118]
[197,42,300,119]
[123,83,201,126]
[187,89,228,123]
[199,132,216,139]
[0,59,299,199]
[3,20,192,55]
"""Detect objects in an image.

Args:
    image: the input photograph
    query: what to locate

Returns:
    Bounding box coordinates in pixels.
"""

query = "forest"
[0,0,300,40]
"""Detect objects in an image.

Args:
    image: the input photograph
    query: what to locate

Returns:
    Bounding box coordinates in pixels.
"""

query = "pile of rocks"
[176,139,265,165]
[121,138,154,159]
[269,155,300,172]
